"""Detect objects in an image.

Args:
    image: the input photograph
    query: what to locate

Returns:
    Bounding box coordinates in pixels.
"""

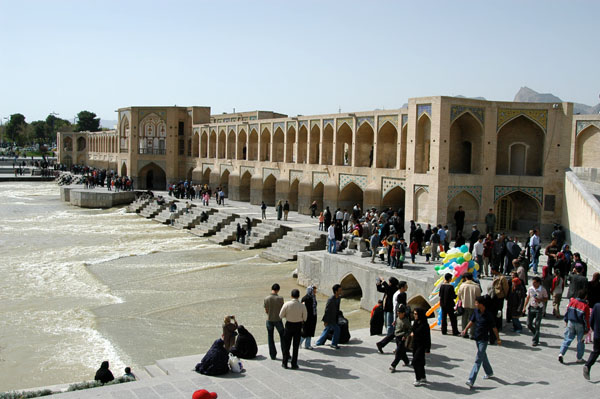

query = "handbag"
[228,353,243,373]
[455,300,465,316]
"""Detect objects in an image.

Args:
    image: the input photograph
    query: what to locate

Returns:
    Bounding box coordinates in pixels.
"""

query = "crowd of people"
[167,181,226,206]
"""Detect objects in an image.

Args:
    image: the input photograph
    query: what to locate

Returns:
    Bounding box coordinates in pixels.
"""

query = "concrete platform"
[68,188,137,208]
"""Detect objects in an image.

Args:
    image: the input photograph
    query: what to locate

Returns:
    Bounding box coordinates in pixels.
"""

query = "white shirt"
[529,234,540,248]
[473,241,484,256]
[328,225,336,239]
[336,210,344,220]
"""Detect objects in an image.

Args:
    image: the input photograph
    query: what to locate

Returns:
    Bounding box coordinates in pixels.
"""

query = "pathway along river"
[0,182,369,391]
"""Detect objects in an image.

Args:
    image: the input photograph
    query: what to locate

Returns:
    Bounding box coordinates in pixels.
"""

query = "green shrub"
[0,389,54,399]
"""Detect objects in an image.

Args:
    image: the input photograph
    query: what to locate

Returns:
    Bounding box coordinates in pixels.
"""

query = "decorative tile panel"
[262,167,280,182]
[240,166,254,177]
[401,114,408,127]
[210,128,216,134]
[228,126,236,134]
[260,123,271,133]
[287,121,297,131]
[310,120,321,130]
[339,173,368,191]
[494,186,543,205]
[249,124,259,133]
[378,115,398,130]
[337,117,353,130]
[450,105,485,125]
[312,172,328,188]
[417,104,432,118]
[323,119,334,129]
[497,109,548,132]
[289,170,303,184]
[220,164,233,175]
[576,120,600,135]
[273,122,285,132]
[219,127,226,134]
[357,117,374,129]
[299,121,308,130]
[202,163,213,174]
[414,184,429,193]
[138,110,166,123]
[447,185,482,204]
[382,177,406,198]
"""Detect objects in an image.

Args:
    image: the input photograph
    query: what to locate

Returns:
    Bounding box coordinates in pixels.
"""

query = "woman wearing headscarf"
[276,200,283,220]
[94,361,114,384]
[410,308,431,386]
[301,285,318,349]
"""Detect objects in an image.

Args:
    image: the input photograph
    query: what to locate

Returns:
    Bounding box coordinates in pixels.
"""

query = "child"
[507,277,526,332]
[409,238,419,263]
[389,305,411,372]
[423,241,432,263]
[551,268,564,318]
[396,238,407,269]
[318,212,324,231]
[390,243,398,269]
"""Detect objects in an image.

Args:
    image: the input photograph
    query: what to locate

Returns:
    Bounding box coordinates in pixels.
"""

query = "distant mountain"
[100,119,118,129]
[514,86,600,115]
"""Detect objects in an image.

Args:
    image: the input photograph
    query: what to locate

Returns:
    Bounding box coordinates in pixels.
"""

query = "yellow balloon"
[440,252,446,258]
[464,252,472,261]
[474,262,480,271]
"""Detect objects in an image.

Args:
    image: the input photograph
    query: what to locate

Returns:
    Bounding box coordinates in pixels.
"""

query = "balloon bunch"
[425,244,480,329]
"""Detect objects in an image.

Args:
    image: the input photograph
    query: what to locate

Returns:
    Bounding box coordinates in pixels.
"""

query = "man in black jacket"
[376,277,399,336]
[439,273,459,335]
[315,284,343,349]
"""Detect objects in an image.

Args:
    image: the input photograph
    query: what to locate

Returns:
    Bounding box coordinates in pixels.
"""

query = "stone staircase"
[261,229,327,262]
[230,219,288,250]
[154,206,186,224]
[126,197,150,213]
[172,206,216,229]
[208,215,250,245]
[139,201,168,219]
[188,212,237,237]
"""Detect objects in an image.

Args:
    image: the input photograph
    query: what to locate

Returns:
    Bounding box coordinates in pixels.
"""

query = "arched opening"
[400,123,407,169]
[576,125,600,167]
[240,171,251,202]
[447,191,479,232]
[260,128,271,161]
[413,188,429,222]
[187,167,194,181]
[312,182,324,213]
[200,133,208,158]
[289,179,299,211]
[63,137,73,151]
[248,130,258,161]
[322,124,334,165]
[237,129,247,160]
[381,186,406,214]
[192,132,200,157]
[496,116,544,176]
[77,137,86,151]
[415,115,431,173]
[120,116,130,151]
[338,182,363,211]
[297,125,308,164]
[139,113,166,155]
[340,273,362,299]
[63,154,72,166]
[202,168,211,186]
[120,163,128,177]
[335,123,353,166]
[273,128,284,162]
[227,131,236,160]
[187,138,192,156]
[220,170,230,196]
[218,131,226,159]
[77,154,86,164]
[285,127,296,163]
[138,162,166,190]
[355,122,374,167]
[209,132,217,158]
[495,191,541,233]
[263,174,277,206]
[449,112,482,174]
[377,122,397,168]
[309,125,320,164]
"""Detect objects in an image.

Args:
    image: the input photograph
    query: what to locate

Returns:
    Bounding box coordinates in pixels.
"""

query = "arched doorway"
[447,191,479,234]
[415,115,431,173]
[377,121,397,168]
[237,129,247,160]
[285,127,296,163]
[449,112,482,174]
[309,125,320,164]
[63,154,73,166]
[260,128,270,161]
[248,130,258,161]
[218,131,226,159]
[336,123,352,166]
[209,132,217,158]
[227,131,236,160]
[575,125,600,167]
[202,168,211,186]
[355,122,374,167]
[138,162,166,190]
[77,136,86,151]
[400,124,407,170]
[201,133,208,158]
[413,187,429,223]
[120,162,128,177]
[263,174,277,206]
[187,167,194,181]
[289,179,299,211]
[338,182,363,210]
[496,116,544,176]
[297,125,308,163]
[495,191,540,233]
[220,170,230,196]
[192,133,200,157]
[63,137,73,151]
[340,273,362,299]
[273,128,284,162]
[382,186,406,213]
[322,124,334,165]
[240,171,251,202]
[312,182,324,213]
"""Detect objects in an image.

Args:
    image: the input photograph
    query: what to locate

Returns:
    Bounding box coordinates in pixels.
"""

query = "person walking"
[411,308,431,386]
[327,222,336,253]
[264,283,285,359]
[276,200,283,220]
[485,209,496,235]
[310,201,317,218]
[454,206,465,237]
[300,286,318,349]
[389,305,411,372]
[490,266,509,334]
[463,296,502,390]
[315,284,342,349]
[376,277,399,337]
[523,276,548,346]
[558,290,590,364]
[583,301,600,380]
[528,230,540,274]
[507,277,526,333]
[261,201,267,220]
[283,200,290,221]
[458,272,481,339]
[279,289,307,369]
[439,273,459,335]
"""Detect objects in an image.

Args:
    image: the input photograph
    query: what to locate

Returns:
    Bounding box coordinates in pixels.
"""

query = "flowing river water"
[0,182,369,391]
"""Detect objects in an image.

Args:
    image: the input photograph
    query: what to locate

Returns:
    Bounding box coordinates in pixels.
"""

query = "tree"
[46,114,72,141]
[5,113,27,143]
[30,120,49,143]
[76,110,100,132]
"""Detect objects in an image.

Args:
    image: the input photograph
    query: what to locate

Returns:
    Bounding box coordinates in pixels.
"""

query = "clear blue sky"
[1,0,598,124]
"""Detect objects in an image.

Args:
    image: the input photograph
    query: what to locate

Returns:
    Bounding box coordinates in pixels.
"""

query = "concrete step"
[143,364,168,378]
[188,213,237,237]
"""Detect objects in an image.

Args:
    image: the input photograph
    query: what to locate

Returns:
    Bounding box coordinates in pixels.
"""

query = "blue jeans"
[316,324,340,346]
[266,320,284,359]
[300,336,312,348]
[328,238,337,253]
[560,321,585,360]
[384,311,394,336]
[529,246,539,273]
[468,340,494,384]
[512,317,522,332]
[527,307,543,344]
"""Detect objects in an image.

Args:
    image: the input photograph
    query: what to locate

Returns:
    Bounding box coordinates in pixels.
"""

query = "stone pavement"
[48,309,598,399]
